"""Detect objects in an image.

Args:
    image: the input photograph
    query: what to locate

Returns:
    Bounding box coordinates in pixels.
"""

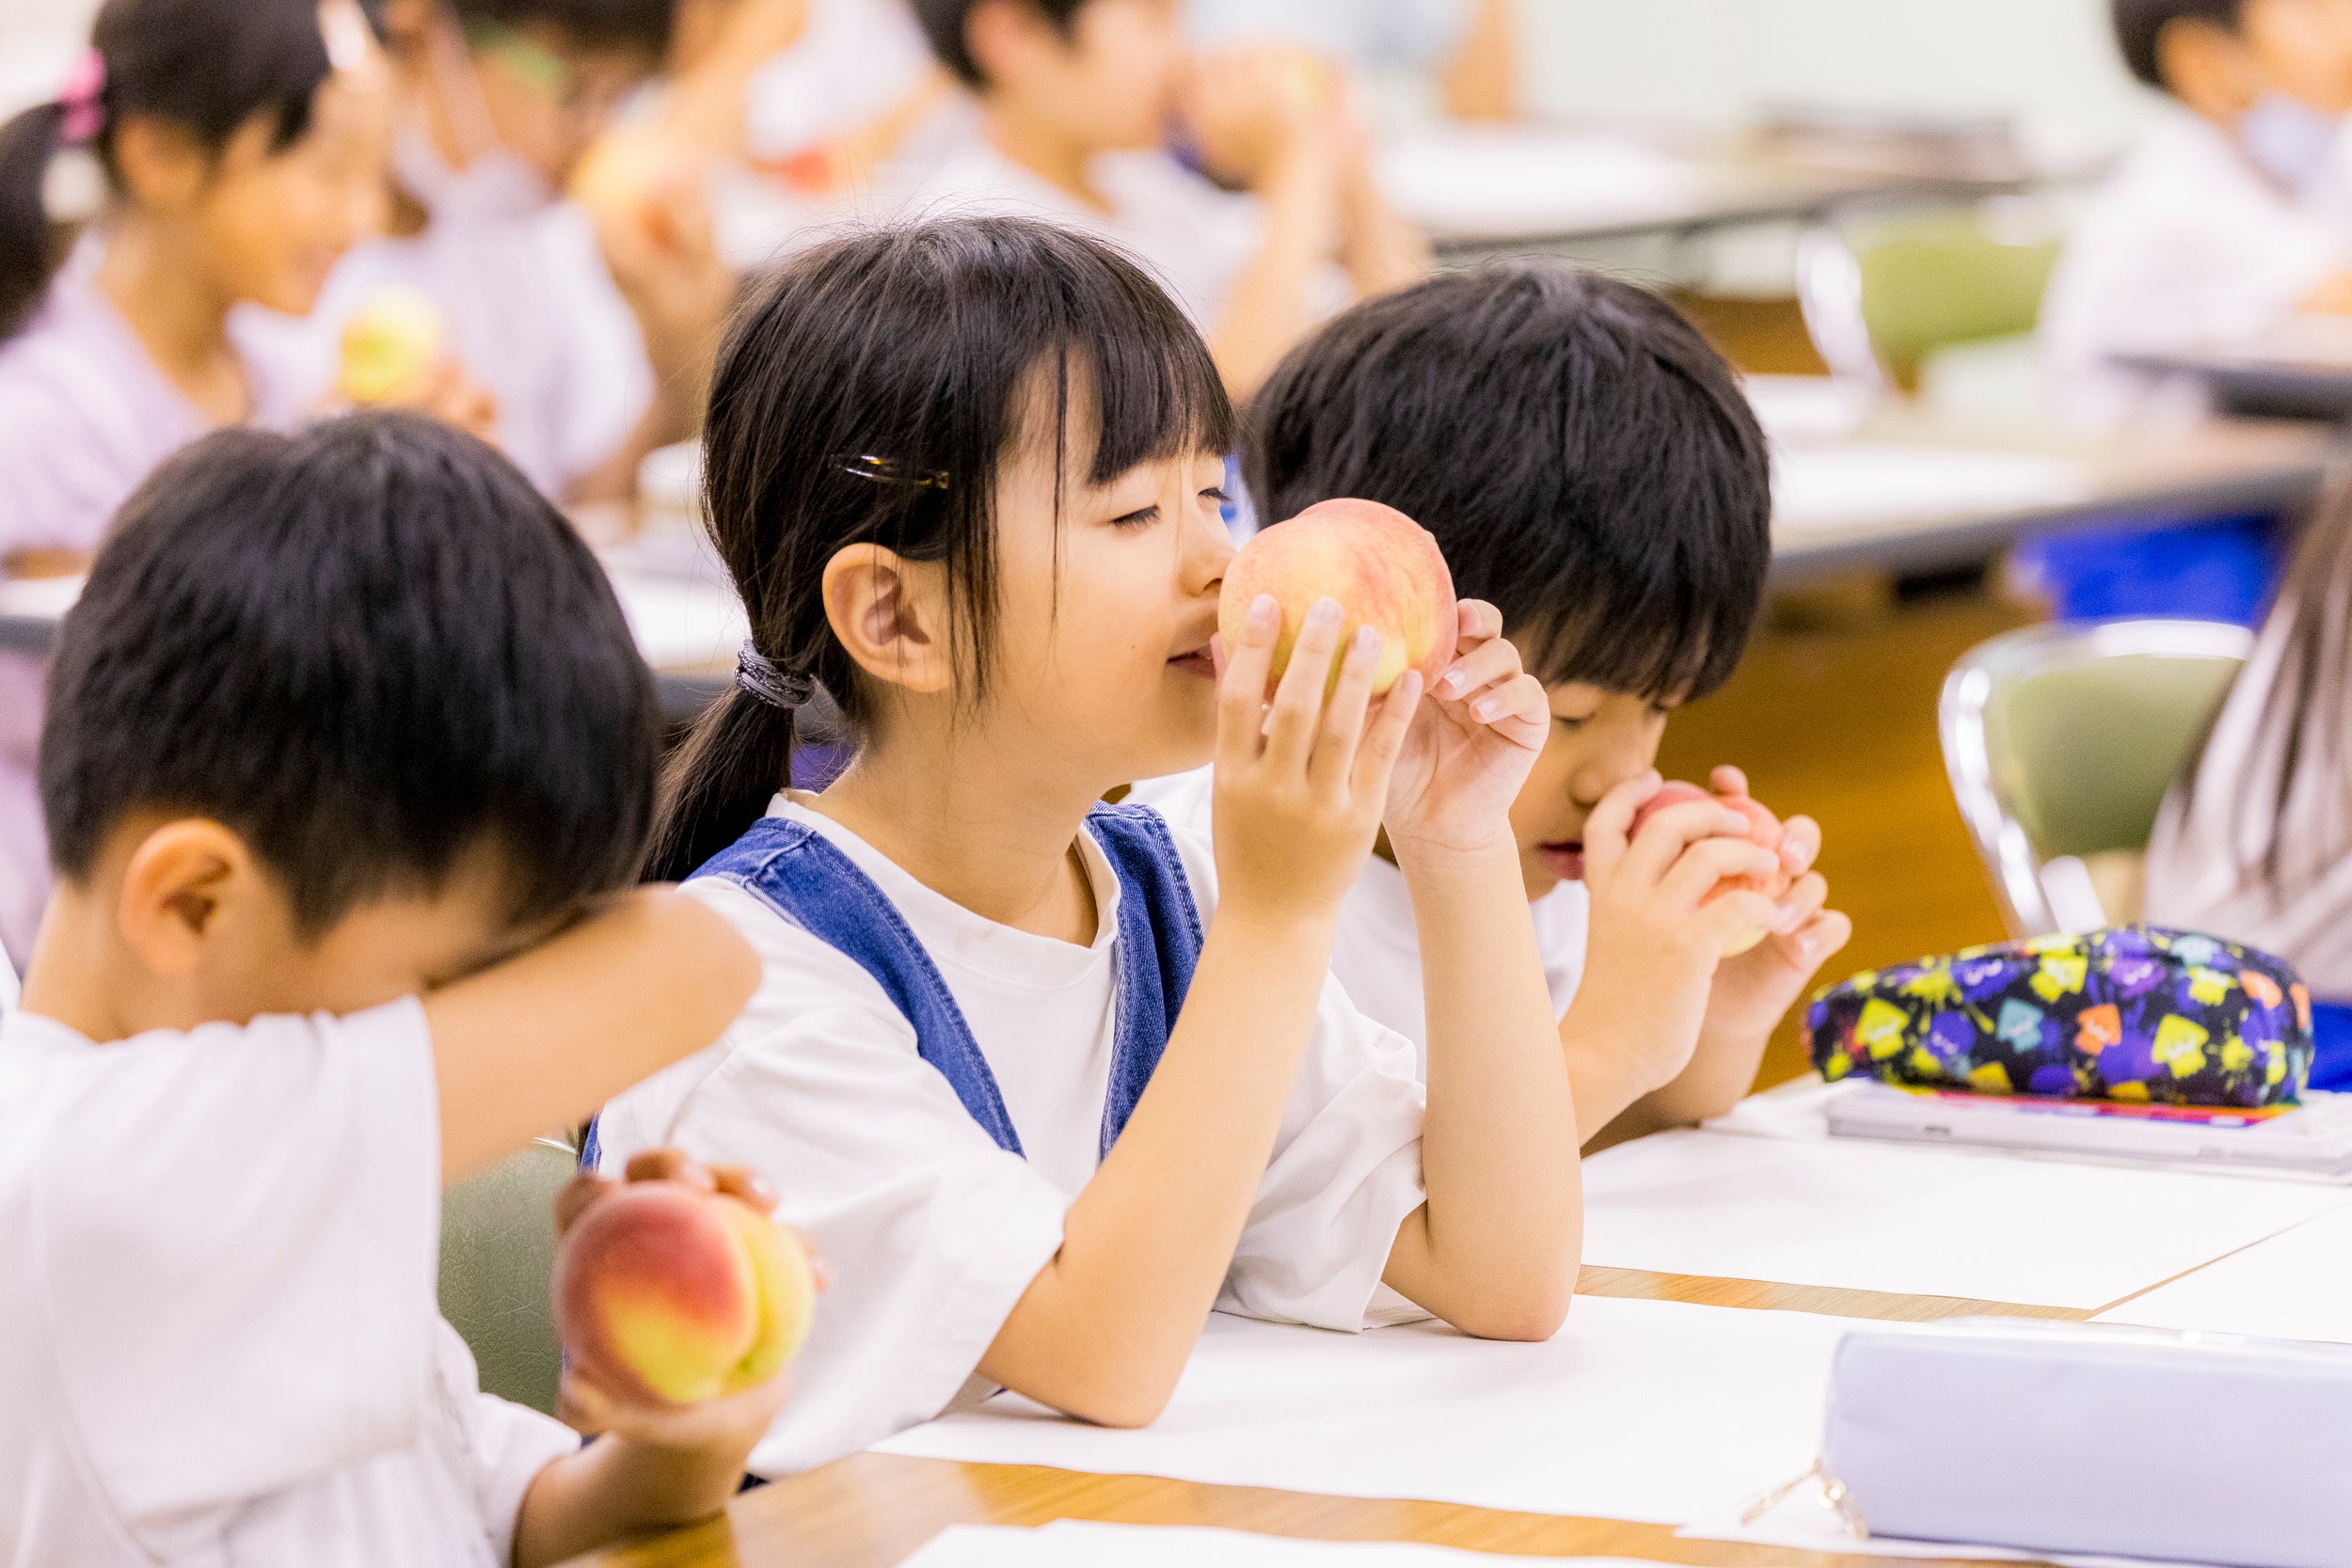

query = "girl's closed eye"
[1552,713,1596,734]
[1108,504,1161,531]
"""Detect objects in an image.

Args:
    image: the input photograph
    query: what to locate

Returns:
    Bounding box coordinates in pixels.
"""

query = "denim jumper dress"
[580,802,1202,1171]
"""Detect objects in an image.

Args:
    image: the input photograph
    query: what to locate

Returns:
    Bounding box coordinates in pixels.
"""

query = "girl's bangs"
[1064,278,1234,483]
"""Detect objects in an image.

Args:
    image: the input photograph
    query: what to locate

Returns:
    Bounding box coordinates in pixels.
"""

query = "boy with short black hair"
[1137,265,1851,1144]
[1,412,774,1566]
[2042,0,2352,420]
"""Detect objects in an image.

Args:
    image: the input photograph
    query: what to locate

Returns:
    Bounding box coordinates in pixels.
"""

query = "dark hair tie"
[736,641,815,710]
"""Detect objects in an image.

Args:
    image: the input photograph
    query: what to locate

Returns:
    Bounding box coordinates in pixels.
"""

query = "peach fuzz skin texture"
[554,1180,817,1408]
[1218,499,1458,696]
[1631,781,1788,957]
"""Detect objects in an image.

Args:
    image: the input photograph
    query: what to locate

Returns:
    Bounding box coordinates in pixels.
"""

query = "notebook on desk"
[1826,1082,2352,1180]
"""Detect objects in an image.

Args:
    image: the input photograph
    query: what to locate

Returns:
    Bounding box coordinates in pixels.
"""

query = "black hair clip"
[837,453,950,492]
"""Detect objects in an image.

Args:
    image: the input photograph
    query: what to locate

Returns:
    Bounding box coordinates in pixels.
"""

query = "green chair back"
[439,1139,577,1415]
[1941,620,2253,936]
[1855,215,2061,374]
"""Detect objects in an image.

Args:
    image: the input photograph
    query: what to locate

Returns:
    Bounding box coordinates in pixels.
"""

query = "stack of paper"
[2093,1204,2352,1344]
[1582,1127,2349,1307]
[899,1523,1662,1567]
[878,1297,1848,1525]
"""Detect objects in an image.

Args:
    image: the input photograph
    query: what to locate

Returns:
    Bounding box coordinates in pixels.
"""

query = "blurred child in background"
[2043,0,2352,421]
[1,413,772,1565]
[0,0,392,970]
[898,0,1425,396]
[1185,0,1518,121]
[320,0,735,501]
[2146,482,2352,1089]
[1135,267,1849,1145]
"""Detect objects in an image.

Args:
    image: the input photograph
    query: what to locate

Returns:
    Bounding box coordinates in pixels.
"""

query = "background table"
[554,1259,2175,1568]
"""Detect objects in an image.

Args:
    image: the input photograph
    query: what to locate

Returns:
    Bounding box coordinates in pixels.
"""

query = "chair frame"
[1940,617,2254,938]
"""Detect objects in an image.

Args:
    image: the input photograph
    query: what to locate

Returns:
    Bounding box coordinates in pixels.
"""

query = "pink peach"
[554,1179,816,1409]
[1219,499,1458,697]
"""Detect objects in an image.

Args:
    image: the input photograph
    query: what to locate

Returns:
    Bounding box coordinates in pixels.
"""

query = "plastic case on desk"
[1822,1319,2352,1567]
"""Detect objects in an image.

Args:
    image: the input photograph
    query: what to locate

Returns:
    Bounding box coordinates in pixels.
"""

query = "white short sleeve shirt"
[1128,766,1588,1069]
[590,794,1431,1476]
[0,999,580,1567]
[2040,107,2352,422]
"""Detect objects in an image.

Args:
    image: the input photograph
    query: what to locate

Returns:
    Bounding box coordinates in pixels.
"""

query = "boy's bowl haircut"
[40,412,661,935]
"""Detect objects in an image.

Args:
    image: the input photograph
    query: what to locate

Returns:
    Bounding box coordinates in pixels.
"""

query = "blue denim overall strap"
[586,802,1203,1172]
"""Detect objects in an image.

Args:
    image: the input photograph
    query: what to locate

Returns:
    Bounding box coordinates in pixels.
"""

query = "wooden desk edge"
[563,1265,2103,1568]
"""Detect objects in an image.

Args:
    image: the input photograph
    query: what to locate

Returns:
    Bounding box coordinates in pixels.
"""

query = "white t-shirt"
[884,130,1349,337]
[1128,766,1587,1069]
[591,793,1431,1476]
[0,999,580,1567]
[2040,107,2352,423]
[291,198,655,499]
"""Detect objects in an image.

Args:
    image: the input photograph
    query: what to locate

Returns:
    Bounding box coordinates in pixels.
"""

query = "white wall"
[1521,0,2153,158]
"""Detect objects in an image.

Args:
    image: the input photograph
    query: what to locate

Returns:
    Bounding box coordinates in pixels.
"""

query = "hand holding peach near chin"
[553,1151,819,1417]
[1217,499,1458,701]
[1630,779,1791,956]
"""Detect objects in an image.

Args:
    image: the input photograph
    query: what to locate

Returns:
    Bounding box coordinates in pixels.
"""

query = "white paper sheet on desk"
[874,1297,1846,1526]
[2092,1203,2352,1343]
[1581,1127,2349,1307]
[1772,445,2092,534]
[1679,1481,2222,1568]
[1376,126,1700,234]
[900,1522,1667,1567]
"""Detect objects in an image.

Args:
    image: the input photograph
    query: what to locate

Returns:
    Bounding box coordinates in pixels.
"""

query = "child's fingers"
[1791,907,1855,967]
[709,1164,777,1212]
[1466,671,1548,733]
[1263,597,1345,775]
[1779,814,1822,876]
[1695,887,1788,951]
[1619,799,1756,888]
[1310,626,1384,794]
[1430,633,1522,703]
[1215,595,1281,774]
[623,1148,713,1190]
[1455,596,1503,646]
[1710,764,1749,798]
[1658,835,1782,909]
[1776,868,1830,927]
[552,1170,613,1236]
[1579,771,1661,880]
[1349,670,1422,802]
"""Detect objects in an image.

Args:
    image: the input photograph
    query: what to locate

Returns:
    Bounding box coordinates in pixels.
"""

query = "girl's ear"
[821,543,956,697]
[109,115,215,212]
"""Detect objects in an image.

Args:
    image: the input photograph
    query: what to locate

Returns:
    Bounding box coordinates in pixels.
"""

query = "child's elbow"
[1062,1375,1177,1431]
[1450,1273,1576,1343]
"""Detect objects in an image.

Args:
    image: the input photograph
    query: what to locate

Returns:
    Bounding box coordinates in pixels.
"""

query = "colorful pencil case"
[1805,926,2312,1108]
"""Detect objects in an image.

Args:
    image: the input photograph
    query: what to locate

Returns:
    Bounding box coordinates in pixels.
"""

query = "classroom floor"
[1654,581,2042,1088]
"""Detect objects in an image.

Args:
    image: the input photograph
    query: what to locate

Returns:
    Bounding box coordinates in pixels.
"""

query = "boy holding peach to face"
[1137,265,1852,1146]
[0,415,795,1568]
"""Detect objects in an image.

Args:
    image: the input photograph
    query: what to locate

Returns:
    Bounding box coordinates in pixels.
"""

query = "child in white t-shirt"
[0,0,395,968]
[1,413,775,1567]
[892,0,1425,396]
[2042,0,2352,421]
[310,0,736,501]
[592,216,1593,1475]
[1135,267,1852,1146]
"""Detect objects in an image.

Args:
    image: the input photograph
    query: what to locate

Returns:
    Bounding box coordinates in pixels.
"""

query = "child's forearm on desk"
[1385,832,1581,1339]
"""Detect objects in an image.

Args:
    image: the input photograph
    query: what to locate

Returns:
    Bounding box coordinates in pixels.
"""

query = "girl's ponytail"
[0,103,81,342]
[645,687,798,883]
